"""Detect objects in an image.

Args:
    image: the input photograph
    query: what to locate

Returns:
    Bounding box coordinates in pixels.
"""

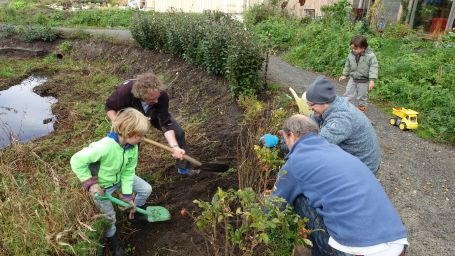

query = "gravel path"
[53,28,455,255]
[268,55,455,256]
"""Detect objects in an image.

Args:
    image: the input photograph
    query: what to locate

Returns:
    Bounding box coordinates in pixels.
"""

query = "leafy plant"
[0,23,16,38]
[244,4,279,28]
[58,41,73,53]
[20,25,59,42]
[193,187,310,256]
[131,12,264,96]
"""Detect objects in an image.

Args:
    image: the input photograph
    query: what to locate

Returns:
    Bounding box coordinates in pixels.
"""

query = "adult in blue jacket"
[272,114,408,256]
[306,75,381,173]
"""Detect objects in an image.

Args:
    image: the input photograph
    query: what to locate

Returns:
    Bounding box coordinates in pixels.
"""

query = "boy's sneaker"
[178,168,200,175]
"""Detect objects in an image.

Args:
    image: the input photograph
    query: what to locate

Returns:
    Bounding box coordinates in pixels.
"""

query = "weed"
[58,41,73,53]
[21,25,59,43]
[193,187,310,256]
[0,24,16,39]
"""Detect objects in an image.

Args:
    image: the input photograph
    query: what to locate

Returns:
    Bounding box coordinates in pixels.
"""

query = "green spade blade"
[95,193,171,223]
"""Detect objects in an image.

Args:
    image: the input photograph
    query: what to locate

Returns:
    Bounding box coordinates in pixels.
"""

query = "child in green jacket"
[70,108,151,256]
[339,35,379,112]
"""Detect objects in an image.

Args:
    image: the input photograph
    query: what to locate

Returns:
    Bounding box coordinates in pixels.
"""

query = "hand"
[172,146,185,160]
[369,80,375,91]
[260,134,279,148]
[339,75,347,81]
[119,196,136,219]
[89,183,104,196]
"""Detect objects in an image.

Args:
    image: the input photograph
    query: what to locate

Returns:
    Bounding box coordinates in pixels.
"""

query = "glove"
[260,134,279,148]
[88,183,104,196]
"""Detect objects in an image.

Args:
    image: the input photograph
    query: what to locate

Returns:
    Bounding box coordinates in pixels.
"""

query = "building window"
[409,0,454,33]
[304,9,315,19]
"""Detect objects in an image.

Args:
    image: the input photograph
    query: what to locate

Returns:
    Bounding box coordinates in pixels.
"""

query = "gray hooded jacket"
[342,47,378,81]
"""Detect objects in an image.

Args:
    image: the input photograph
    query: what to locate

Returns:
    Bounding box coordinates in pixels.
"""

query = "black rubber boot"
[106,233,124,256]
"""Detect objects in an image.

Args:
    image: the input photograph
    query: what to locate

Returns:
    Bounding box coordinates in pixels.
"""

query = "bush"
[193,187,311,255]
[383,22,413,38]
[21,25,59,42]
[0,24,17,38]
[131,12,264,96]
[244,4,279,28]
[254,17,299,51]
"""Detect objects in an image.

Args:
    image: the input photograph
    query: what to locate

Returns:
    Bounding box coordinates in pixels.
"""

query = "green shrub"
[193,187,310,255]
[21,25,59,42]
[254,16,299,51]
[383,22,413,38]
[0,24,17,38]
[244,4,279,28]
[58,41,72,53]
[131,12,264,95]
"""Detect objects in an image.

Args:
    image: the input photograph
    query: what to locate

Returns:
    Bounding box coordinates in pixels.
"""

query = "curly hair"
[131,72,166,99]
[112,108,150,137]
[351,35,368,49]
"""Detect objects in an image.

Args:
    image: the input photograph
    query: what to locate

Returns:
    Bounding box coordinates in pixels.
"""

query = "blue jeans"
[294,195,354,256]
[91,176,152,237]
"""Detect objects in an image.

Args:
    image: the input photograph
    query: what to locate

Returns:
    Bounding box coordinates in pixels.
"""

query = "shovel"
[95,193,171,222]
[143,137,230,172]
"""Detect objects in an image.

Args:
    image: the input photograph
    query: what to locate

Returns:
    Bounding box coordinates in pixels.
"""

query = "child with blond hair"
[71,107,152,256]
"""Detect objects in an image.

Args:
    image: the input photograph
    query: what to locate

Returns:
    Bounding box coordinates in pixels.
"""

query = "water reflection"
[0,76,57,148]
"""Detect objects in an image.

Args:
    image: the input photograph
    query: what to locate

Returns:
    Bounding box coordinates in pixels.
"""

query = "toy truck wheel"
[389,118,396,126]
[399,123,407,130]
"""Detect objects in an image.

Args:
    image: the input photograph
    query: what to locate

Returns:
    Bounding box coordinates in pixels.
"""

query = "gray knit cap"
[306,76,336,104]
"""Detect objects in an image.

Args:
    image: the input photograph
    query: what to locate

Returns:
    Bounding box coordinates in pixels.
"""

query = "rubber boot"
[358,106,366,112]
[106,233,124,256]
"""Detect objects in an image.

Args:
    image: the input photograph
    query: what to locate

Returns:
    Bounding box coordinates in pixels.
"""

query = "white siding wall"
[145,0,264,13]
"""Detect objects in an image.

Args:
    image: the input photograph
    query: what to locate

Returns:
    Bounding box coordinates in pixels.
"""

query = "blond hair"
[131,72,165,99]
[112,108,150,137]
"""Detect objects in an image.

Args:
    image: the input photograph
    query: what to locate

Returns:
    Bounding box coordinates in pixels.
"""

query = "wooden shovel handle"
[143,138,202,167]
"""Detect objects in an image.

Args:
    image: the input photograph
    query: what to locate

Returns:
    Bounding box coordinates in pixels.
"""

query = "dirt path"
[268,56,455,256]
[38,28,455,255]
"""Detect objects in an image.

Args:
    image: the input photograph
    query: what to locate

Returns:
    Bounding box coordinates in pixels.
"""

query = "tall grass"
[0,141,105,255]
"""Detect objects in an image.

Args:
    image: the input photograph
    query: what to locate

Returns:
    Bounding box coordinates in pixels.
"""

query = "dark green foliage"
[0,23,17,38]
[21,25,59,42]
[130,12,264,95]
[253,16,299,51]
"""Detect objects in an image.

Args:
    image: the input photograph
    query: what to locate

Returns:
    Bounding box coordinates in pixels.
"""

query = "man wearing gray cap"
[305,75,381,173]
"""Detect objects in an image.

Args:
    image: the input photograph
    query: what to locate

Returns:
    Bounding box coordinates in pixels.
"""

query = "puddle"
[0,76,57,148]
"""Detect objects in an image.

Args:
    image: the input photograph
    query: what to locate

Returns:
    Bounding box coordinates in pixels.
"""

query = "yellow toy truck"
[389,107,419,130]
